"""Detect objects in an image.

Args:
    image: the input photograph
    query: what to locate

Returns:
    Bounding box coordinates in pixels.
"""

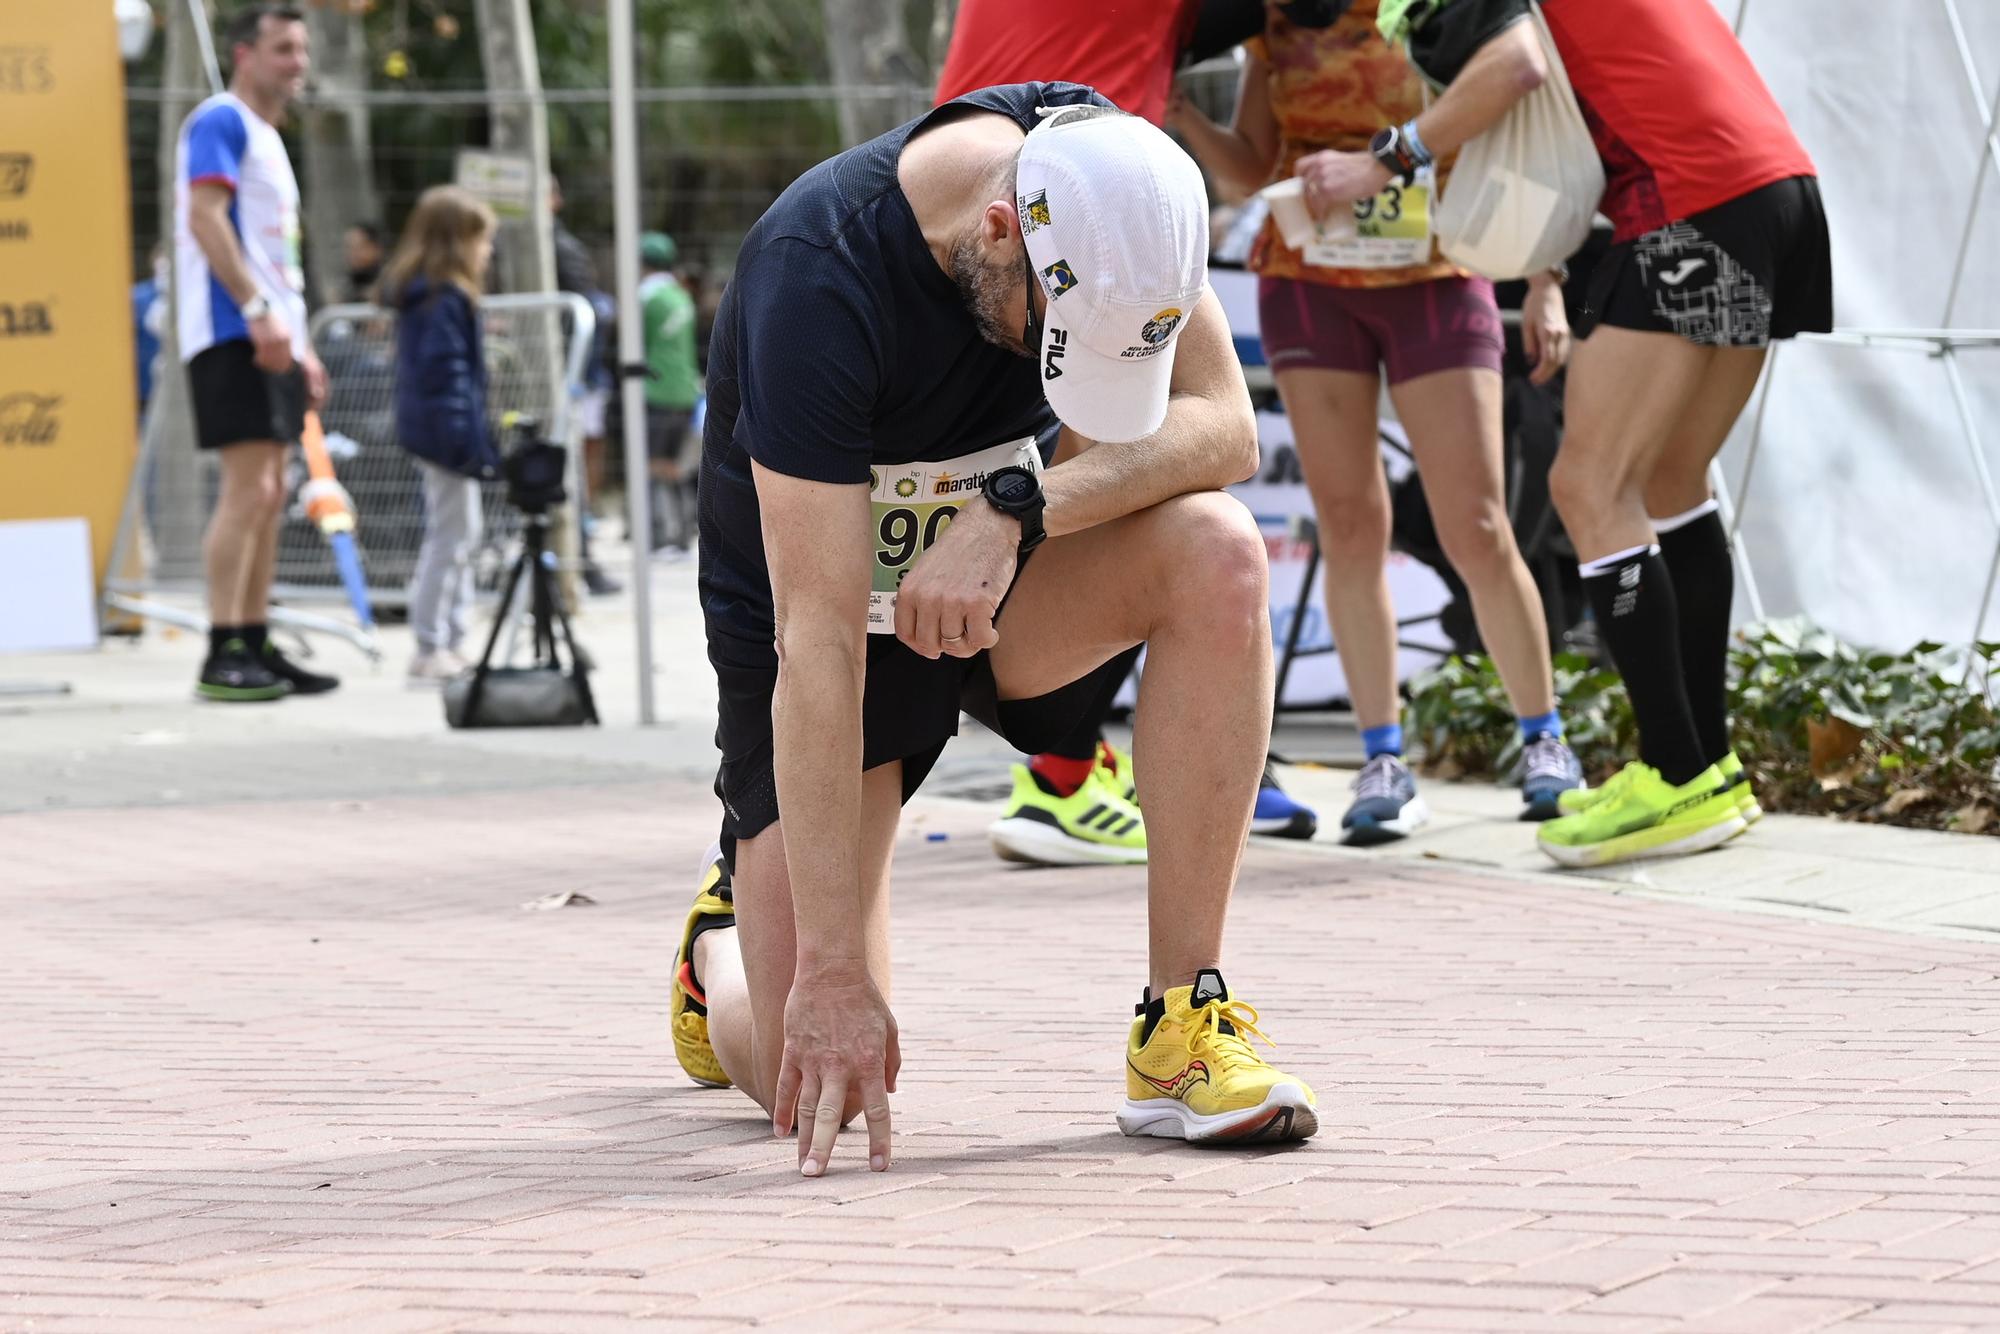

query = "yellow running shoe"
[1560,751,1763,827]
[670,854,735,1088]
[1538,762,1745,868]
[1719,751,1762,827]
[1118,969,1317,1144]
[1098,740,1137,805]
[988,761,1147,866]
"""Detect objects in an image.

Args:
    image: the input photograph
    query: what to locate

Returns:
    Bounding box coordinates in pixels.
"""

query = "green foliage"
[1406,620,2000,835]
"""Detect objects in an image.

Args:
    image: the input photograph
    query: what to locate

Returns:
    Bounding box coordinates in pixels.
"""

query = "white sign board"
[454,149,536,220]
[0,517,96,653]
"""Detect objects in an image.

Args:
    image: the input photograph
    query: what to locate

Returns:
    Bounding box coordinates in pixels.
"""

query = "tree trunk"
[820,0,925,146]
[473,0,556,299]
[301,0,381,306]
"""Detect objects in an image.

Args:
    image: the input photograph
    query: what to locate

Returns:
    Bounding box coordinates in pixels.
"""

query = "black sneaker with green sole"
[197,639,290,702]
[263,640,340,695]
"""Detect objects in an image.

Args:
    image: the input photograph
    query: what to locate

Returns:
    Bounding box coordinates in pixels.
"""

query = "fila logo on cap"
[1044,328,1068,381]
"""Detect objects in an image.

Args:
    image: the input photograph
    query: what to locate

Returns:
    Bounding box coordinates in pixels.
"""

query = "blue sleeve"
[184,102,247,190]
[733,241,882,486]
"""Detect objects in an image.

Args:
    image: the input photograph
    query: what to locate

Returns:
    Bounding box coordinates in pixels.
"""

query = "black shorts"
[1579,175,1833,347]
[646,405,694,464]
[709,615,1133,857]
[187,339,307,450]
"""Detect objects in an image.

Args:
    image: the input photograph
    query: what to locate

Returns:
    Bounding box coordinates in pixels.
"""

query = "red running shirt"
[933,0,1199,127]
[1541,0,1816,240]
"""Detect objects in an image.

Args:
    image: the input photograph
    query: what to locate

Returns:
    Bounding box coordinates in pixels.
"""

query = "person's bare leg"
[1642,348,1768,518]
[1550,330,1717,562]
[243,447,287,625]
[699,759,903,1116]
[202,442,284,626]
[1274,368,1401,732]
[989,491,1270,995]
[1391,366,1554,718]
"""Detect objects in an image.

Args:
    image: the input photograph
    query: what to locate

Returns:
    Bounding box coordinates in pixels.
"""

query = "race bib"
[1303,176,1433,270]
[869,435,1041,634]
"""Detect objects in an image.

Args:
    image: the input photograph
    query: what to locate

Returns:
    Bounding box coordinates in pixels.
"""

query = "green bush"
[1406,619,2000,835]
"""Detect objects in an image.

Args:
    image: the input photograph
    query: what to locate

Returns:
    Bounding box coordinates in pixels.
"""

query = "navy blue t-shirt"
[698,81,1112,656]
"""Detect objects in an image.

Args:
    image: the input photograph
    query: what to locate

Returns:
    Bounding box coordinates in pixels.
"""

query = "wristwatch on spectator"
[240,292,271,322]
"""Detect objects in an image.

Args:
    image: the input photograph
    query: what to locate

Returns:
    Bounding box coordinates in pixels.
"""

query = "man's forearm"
[190,208,264,307]
[1411,19,1547,161]
[1041,392,1257,539]
[771,639,870,970]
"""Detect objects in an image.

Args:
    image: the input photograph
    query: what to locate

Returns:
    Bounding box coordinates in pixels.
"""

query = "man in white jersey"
[175,4,337,701]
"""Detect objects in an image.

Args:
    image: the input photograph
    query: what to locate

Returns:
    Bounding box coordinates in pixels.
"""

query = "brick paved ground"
[7,779,2000,1332]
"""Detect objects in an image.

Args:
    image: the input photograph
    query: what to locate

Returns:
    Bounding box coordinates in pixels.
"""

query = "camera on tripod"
[500,413,568,515]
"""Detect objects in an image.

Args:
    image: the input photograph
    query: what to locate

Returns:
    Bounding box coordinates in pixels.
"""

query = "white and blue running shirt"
[174,93,309,363]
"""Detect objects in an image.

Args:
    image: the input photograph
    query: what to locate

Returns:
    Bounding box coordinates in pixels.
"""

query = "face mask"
[1277,0,1354,28]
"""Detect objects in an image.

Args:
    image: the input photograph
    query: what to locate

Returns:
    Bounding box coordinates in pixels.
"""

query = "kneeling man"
[673,83,1318,1176]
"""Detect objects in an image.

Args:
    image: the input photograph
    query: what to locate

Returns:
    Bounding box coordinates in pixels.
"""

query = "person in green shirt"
[639,231,702,553]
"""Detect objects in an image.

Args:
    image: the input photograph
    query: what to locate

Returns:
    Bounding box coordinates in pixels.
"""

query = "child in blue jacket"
[381,186,498,684]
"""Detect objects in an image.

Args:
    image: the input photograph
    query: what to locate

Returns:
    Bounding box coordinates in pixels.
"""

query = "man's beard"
[950,233,1030,358]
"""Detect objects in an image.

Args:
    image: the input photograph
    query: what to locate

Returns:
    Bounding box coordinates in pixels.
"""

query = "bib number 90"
[877,503,958,581]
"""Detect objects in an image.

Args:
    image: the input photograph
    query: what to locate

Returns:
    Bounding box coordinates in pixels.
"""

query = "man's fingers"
[886,1025,902,1094]
[804,1070,847,1177]
[861,1073,892,1172]
[772,1053,803,1138]
[961,610,998,654]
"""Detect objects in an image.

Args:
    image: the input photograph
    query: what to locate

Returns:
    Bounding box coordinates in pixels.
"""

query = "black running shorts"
[708,582,1133,862]
[188,338,308,450]
[1578,175,1833,348]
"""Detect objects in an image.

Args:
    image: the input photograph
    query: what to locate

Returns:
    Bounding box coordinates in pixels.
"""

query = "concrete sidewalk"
[6,576,2000,1330]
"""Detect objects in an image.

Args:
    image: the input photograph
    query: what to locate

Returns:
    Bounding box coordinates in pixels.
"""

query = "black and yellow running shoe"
[671,854,736,1088]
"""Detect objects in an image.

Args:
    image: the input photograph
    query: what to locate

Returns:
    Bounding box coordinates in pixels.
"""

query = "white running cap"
[1015,106,1210,444]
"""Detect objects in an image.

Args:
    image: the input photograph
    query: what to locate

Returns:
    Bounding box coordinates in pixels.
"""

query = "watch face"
[993,471,1036,505]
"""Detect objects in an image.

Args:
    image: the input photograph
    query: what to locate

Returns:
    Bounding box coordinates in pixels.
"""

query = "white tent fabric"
[1714,0,2000,648]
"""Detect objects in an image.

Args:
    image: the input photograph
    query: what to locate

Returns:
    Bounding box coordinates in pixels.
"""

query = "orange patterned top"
[1247,0,1465,289]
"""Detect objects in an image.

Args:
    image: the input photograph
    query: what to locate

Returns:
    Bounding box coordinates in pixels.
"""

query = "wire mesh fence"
[113,293,592,619]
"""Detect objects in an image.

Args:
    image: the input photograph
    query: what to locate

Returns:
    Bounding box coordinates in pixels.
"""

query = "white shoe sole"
[1340,794,1430,847]
[1117,1082,1318,1143]
[988,816,1147,866]
[1539,811,1749,868]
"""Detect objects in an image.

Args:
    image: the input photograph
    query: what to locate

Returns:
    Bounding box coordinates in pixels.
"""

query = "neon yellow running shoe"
[670,854,735,1088]
[1560,751,1762,828]
[1538,762,1746,868]
[1118,970,1317,1144]
[1718,751,1762,826]
[1098,740,1137,805]
[988,762,1147,866]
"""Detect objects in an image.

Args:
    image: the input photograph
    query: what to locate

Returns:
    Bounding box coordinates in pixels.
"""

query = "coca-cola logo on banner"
[0,393,62,446]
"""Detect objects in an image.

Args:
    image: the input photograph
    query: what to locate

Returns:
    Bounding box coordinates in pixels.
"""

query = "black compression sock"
[241,622,270,654]
[1582,546,1709,787]
[1654,502,1734,767]
[208,624,236,656]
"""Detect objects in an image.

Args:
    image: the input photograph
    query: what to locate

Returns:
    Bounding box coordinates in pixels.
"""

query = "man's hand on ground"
[772,970,900,1177]
[250,310,296,375]
[894,501,1019,660]
[301,349,329,410]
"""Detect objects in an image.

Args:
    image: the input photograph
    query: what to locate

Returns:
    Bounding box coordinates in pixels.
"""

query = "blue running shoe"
[1341,754,1428,847]
[1251,764,1318,839]
[1518,733,1585,822]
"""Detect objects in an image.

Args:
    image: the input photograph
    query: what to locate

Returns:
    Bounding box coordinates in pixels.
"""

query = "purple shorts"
[1257,275,1504,384]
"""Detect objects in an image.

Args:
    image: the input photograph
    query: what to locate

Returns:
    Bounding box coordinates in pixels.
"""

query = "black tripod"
[458,509,599,726]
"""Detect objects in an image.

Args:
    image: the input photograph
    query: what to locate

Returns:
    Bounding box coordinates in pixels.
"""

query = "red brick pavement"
[6,781,2000,1331]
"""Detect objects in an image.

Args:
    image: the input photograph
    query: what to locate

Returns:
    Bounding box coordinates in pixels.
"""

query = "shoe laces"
[1352,753,1407,802]
[1522,735,1578,785]
[1183,998,1275,1069]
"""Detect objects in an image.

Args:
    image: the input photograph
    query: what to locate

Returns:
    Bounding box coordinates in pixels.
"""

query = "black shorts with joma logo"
[1579,175,1832,348]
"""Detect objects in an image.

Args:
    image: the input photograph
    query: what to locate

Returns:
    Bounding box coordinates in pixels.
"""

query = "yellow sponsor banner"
[0,2,138,596]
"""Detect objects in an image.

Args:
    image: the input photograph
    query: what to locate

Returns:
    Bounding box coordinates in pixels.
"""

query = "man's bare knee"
[1150,492,1267,636]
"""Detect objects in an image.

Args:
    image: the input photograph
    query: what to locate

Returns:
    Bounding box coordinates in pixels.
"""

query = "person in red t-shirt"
[934,0,1200,126]
[1308,0,1831,870]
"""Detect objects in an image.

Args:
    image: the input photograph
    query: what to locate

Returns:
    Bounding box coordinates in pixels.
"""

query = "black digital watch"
[1368,125,1420,185]
[981,465,1046,554]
